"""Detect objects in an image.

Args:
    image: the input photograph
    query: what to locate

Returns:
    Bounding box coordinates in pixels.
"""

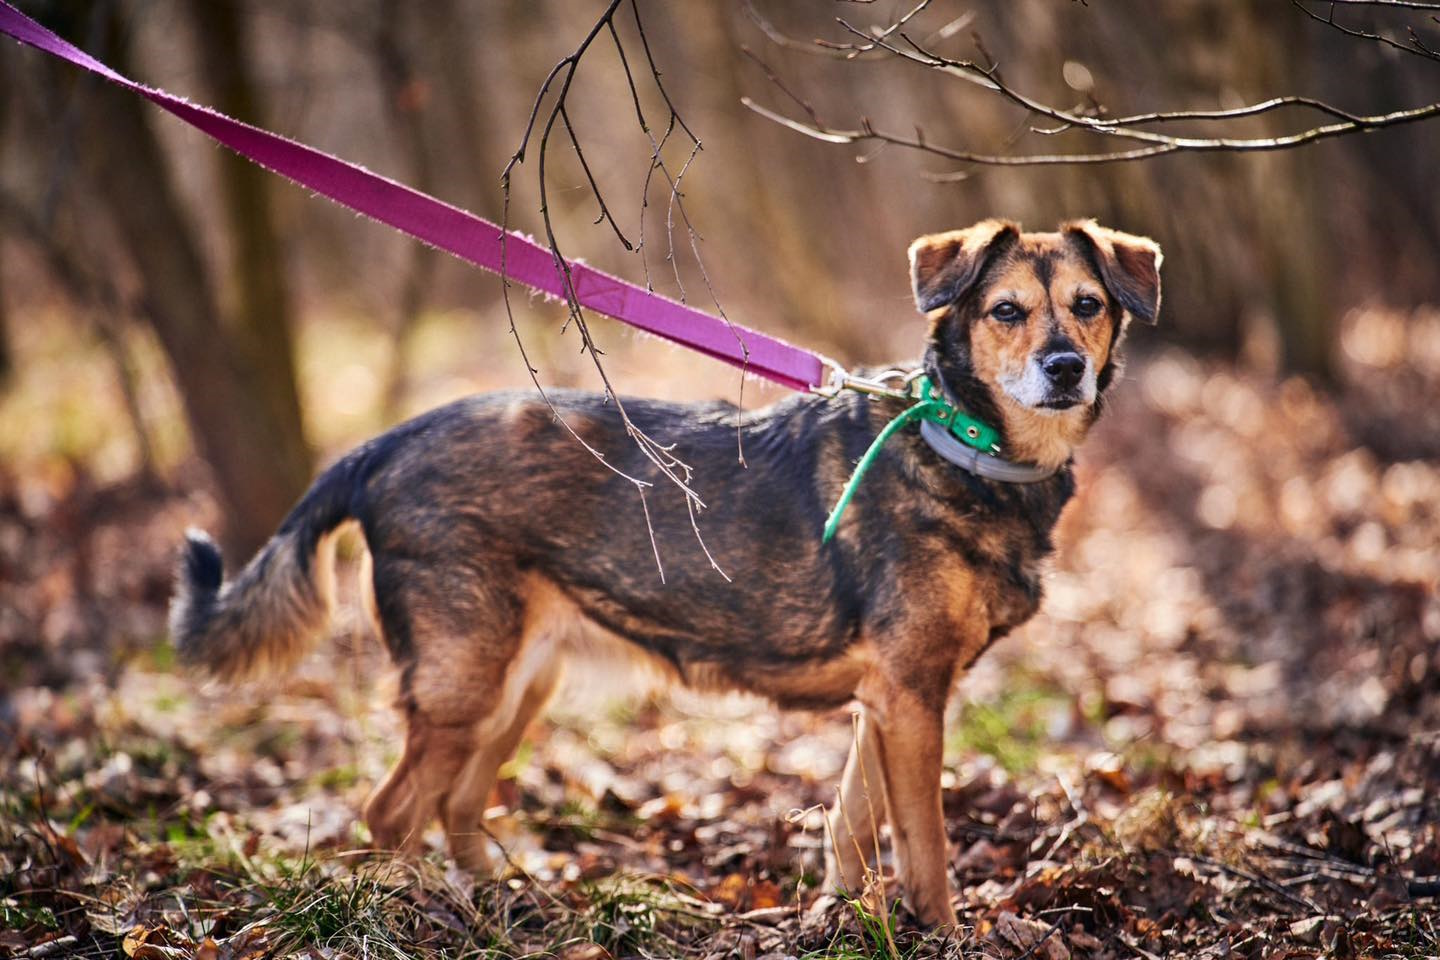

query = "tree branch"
[499,0,744,577]
[743,2,1440,169]
[1320,0,1440,9]
[1292,0,1440,61]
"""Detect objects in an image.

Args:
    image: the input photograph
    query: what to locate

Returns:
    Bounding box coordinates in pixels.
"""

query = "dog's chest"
[918,496,1061,641]
[977,545,1047,633]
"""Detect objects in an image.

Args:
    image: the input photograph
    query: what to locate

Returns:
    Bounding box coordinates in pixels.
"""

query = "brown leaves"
[708,873,783,912]
[121,924,272,960]
[990,911,1069,960]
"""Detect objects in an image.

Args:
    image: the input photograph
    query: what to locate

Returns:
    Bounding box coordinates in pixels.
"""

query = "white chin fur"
[999,358,1097,413]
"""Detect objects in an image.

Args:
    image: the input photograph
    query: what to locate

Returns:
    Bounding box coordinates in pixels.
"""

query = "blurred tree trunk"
[1242,2,1336,383]
[0,70,10,390]
[1259,154,1334,382]
[415,0,502,221]
[189,0,313,502]
[69,4,310,559]
[0,267,11,388]
[372,0,440,418]
[684,5,861,357]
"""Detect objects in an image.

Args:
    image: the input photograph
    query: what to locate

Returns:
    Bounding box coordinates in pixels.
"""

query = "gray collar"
[918,419,1060,484]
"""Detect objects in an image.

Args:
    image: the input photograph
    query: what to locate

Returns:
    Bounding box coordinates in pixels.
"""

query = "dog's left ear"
[1064,220,1163,325]
[908,219,1019,313]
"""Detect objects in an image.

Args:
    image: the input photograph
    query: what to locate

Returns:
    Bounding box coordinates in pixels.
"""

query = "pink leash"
[0,2,829,393]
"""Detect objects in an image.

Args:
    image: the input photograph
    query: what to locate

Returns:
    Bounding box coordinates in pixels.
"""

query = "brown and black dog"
[169,218,1161,926]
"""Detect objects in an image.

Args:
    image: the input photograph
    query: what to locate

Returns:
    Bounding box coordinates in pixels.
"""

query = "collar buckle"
[912,375,1001,455]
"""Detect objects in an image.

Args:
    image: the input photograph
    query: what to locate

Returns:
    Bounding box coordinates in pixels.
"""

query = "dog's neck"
[923,346,1093,472]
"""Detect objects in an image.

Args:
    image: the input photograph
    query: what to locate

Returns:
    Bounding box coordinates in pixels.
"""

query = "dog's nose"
[1042,352,1085,390]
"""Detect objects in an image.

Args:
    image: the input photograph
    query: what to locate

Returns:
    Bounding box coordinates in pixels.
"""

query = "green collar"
[822,375,1001,542]
[911,375,1002,455]
[821,375,1057,542]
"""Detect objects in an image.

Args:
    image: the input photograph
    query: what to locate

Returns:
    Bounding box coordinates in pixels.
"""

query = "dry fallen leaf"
[749,878,782,910]
[991,911,1070,960]
[711,872,748,909]
[558,943,612,960]
[122,924,194,960]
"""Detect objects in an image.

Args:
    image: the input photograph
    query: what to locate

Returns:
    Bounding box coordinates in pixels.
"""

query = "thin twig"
[499,0,758,576]
[560,104,632,250]
[741,45,823,132]
[1320,0,1440,9]
[1293,0,1440,61]
[1186,852,1325,914]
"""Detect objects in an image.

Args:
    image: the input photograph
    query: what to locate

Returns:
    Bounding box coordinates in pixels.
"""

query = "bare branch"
[616,1,751,462]
[1320,0,1440,9]
[742,95,1440,166]
[1292,0,1440,62]
[498,0,752,574]
[741,0,940,61]
[741,98,1178,165]
[743,3,1440,170]
[1032,96,1373,133]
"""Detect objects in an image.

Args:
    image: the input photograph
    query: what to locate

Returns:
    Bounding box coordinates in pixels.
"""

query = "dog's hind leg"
[361,558,528,859]
[365,714,476,856]
[823,707,890,896]
[442,653,562,871]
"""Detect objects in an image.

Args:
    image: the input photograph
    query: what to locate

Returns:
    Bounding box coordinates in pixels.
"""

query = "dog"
[169,218,1161,926]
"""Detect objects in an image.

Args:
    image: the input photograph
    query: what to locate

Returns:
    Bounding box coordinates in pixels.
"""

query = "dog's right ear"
[908,219,1019,313]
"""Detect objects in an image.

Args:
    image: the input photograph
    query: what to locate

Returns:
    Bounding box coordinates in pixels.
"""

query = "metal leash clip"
[812,359,923,401]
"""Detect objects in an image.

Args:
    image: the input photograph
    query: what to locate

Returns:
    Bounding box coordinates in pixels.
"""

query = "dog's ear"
[908,219,1019,313]
[1064,220,1163,325]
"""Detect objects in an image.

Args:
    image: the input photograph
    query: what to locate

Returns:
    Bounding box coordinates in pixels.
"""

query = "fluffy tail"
[169,452,364,681]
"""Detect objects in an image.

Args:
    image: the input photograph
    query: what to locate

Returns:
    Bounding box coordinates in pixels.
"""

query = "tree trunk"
[372,0,441,419]
[0,69,10,390]
[1241,1,1336,383]
[0,264,11,389]
[189,0,313,500]
[71,6,310,559]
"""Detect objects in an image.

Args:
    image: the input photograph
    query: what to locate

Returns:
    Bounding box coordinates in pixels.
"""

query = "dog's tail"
[169,451,366,681]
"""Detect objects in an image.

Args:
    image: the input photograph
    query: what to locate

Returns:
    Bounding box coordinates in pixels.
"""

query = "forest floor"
[2,312,1439,959]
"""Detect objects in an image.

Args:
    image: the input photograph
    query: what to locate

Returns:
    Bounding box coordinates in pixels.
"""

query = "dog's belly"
[522,576,873,711]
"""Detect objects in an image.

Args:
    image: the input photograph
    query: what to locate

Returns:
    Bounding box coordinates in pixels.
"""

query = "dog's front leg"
[823,706,890,896]
[866,678,956,927]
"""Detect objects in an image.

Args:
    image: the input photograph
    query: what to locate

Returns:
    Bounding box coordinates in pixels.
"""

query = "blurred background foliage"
[1,0,1438,553]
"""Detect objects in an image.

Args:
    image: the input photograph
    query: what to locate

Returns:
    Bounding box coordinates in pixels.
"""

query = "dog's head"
[909,218,1162,468]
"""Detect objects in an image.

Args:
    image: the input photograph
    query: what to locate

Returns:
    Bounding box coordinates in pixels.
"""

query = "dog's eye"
[1073,295,1103,319]
[990,301,1024,323]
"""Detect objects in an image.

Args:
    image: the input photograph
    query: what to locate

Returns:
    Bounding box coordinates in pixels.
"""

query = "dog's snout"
[1042,352,1085,390]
